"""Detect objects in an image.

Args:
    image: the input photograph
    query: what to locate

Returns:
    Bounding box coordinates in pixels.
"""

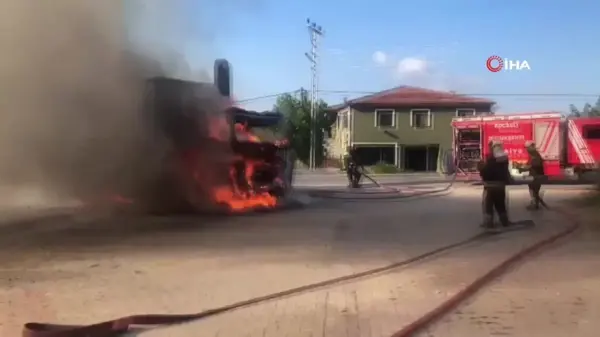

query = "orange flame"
[212,186,277,212]
[102,112,280,214]
[211,122,278,212]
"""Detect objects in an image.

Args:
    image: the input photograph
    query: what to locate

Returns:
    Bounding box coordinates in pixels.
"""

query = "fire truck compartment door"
[534,121,560,160]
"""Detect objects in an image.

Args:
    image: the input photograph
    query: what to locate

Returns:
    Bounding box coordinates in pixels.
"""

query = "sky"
[127,0,600,113]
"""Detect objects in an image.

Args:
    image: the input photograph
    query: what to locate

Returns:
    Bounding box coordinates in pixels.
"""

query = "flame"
[212,185,277,212]
[210,122,278,212]
[234,122,260,142]
[101,108,281,214]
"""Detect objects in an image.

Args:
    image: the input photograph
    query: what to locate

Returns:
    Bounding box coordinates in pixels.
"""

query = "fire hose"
[391,205,578,337]
[19,228,505,337]
[311,150,460,200]
[308,169,458,200]
[21,179,581,337]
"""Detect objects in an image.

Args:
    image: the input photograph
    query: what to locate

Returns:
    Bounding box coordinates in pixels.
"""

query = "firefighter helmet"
[488,139,503,148]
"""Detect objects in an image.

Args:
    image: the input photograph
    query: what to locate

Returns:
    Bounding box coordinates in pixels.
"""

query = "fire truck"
[451,112,600,180]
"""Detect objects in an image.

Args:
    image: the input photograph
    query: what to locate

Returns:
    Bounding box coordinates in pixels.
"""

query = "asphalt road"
[293,172,451,188]
[1,184,594,337]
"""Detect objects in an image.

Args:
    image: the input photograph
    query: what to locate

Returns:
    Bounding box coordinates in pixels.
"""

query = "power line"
[233,90,600,105]
[235,90,300,103]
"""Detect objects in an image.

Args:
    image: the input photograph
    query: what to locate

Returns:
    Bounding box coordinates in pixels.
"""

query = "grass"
[368,162,402,174]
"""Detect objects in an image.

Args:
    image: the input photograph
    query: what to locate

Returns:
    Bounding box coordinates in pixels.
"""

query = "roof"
[330,86,495,110]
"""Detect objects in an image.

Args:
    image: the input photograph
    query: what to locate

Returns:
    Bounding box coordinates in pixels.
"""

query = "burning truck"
[452,112,600,181]
[114,59,295,214]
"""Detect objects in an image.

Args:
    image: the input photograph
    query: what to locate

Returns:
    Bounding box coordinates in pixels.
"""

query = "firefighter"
[344,145,362,188]
[520,141,546,210]
[479,140,512,228]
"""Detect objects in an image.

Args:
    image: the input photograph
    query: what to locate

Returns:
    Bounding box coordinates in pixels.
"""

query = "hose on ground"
[308,170,458,200]
[390,204,581,337]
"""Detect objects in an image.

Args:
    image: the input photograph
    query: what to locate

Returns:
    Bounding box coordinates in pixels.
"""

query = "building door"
[426,145,440,172]
[404,146,427,171]
[404,144,439,172]
[355,145,396,166]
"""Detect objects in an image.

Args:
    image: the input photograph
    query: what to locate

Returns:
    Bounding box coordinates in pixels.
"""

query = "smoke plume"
[0,0,225,210]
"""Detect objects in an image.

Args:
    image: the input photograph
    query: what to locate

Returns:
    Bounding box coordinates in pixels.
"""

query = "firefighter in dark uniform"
[478,140,512,228]
[520,141,546,210]
[344,145,362,188]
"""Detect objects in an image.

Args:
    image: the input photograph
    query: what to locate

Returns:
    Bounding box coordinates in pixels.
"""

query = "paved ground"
[299,182,453,199]
[293,172,450,188]
[293,171,595,188]
[417,204,600,337]
[0,185,592,336]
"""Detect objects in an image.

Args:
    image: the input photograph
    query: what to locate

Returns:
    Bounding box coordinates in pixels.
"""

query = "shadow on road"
[0,194,487,267]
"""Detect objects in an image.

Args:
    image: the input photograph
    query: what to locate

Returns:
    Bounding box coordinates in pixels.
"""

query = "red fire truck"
[451,112,600,180]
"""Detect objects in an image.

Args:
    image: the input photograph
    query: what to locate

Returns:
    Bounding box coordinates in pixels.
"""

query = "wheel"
[574,168,585,183]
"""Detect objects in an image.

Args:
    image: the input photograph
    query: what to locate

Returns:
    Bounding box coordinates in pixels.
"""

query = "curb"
[390,206,580,337]
[307,188,448,200]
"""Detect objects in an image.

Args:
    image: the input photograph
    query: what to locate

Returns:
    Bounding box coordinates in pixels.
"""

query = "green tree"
[569,104,581,117]
[273,90,335,166]
[569,96,600,117]
[592,97,600,117]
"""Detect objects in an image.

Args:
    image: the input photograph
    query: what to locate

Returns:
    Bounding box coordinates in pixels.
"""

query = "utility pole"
[305,18,323,170]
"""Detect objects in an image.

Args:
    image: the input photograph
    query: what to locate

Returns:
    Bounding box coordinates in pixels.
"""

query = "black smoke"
[0,0,231,212]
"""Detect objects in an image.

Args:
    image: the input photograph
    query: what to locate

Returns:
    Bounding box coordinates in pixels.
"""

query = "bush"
[369,162,401,174]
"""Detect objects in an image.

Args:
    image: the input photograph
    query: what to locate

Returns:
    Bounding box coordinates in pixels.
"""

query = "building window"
[410,109,432,129]
[583,125,600,139]
[375,109,395,128]
[456,108,476,117]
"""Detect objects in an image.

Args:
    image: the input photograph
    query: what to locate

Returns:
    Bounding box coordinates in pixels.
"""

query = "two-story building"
[328,86,495,172]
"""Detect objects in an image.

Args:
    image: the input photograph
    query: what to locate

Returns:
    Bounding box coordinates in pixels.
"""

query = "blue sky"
[128,0,600,113]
